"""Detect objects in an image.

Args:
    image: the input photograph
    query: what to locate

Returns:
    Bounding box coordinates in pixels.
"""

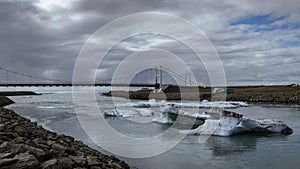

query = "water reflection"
[206,133,288,156]
[205,135,257,156]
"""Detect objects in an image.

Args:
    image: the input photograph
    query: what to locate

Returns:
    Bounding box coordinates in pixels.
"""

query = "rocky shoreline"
[0,95,132,169]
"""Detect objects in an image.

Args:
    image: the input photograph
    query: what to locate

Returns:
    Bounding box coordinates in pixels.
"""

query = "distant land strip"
[103,85,300,103]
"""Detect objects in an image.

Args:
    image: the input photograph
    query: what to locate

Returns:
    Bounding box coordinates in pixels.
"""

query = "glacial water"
[2,87,300,169]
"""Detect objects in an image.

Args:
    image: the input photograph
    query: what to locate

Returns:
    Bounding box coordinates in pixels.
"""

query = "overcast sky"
[1,0,300,86]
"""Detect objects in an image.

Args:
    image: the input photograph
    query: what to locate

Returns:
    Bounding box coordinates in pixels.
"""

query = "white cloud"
[33,0,77,12]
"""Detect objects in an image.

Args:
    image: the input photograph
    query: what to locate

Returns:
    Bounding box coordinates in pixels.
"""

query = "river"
[1,86,300,169]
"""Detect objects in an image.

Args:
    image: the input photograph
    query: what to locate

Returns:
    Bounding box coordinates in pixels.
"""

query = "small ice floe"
[120,99,161,108]
[199,100,237,109]
[132,99,159,108]
[197,100,249,109]
[136,108,154,117]
[180,110,293,136]
[103,109,138,118]
[104,108,154,118]
[227,101,249,107]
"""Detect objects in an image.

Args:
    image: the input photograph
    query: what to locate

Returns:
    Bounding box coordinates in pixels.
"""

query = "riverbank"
[0,91,39,107]
[0,91,40,96]
[103,85,300,103]
[0,96,14,107]
[0,96,132,169]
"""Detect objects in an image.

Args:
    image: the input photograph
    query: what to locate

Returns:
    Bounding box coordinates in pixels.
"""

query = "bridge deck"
[0,83,155,87]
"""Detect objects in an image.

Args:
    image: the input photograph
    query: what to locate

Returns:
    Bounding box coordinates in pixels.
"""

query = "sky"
[0,0,300,86]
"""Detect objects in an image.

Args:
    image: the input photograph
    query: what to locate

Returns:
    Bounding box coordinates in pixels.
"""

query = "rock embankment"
[0,96,131,169]
[0,108,131,169]
[0,96,14,107]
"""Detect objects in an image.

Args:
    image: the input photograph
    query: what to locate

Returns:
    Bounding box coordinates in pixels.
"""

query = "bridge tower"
[154,66,163,93]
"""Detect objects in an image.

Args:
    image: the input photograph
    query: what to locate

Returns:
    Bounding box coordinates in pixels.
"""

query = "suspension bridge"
[0,66,198,87]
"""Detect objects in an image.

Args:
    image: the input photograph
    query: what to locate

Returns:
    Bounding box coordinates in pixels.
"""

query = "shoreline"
[0,96,14,107]
[0,91,40,96]
[0,95,132,169]
[103,85,300,103]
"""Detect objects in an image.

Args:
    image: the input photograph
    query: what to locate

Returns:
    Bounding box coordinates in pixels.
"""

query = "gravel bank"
[104,88,300,103]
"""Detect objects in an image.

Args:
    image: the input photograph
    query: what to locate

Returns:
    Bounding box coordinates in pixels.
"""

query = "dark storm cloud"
[0,0,299,85]
[0,0,83,80]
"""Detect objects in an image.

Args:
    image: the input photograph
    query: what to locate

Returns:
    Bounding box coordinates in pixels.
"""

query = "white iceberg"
[180,110,293,136]
[227,101,249,107]
[159,104,212,120]
[154,105,293,136]
[104,108,154,118]
[152,105,206,127]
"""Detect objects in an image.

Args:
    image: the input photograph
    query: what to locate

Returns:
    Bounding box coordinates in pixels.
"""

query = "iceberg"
[104,103,292,136]
[152,113,174,125]
[154,105,293,136]
[103,109,138,118]
[227,101,249,107]
[103,108,154,118]
[183,110,293,136]
[152,105,206,128]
